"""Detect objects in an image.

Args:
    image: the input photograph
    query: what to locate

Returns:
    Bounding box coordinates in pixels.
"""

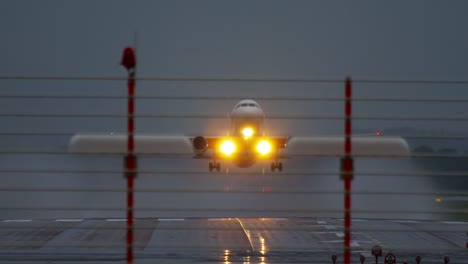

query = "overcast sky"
[1,0,468,139]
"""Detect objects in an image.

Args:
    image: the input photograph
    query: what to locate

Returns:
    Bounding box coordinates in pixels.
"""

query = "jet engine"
[192,136,208,156]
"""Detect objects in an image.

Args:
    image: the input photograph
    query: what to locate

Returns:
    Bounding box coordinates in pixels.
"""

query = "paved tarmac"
[0,217,466,263]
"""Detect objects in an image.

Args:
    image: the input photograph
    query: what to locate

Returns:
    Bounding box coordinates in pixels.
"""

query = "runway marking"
[158,218,185,221]
[351,241,361,247]
[317,221,327,224]
[3,219,32,223]
[335,232,344,238]
[106,219,126,222]
[337,219,368,222]
[321,240,362,247]
[235,218,255,253]
[55,219,83,222]
[440,221,468,225]
[394,220,420,223]
[304,225,333,229]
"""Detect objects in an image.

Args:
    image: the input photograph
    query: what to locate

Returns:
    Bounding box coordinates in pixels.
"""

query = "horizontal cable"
[0,75,343,82]
[3,94,468,103]
[0,242,139,249]
[0,246,462,257]
[0,132,75,136]
[0,224,466,233]
[2,132,468,140]
[1,150,467,159]
[0,187,466,198]
[0,169,468,177]
[0,207,466,215]
[2,112,468,121]
[2,75,468,84]
[0,169,467,178]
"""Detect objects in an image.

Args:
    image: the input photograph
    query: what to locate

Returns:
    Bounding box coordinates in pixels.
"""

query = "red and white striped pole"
[342,77,354,264]
[121,47,137,264]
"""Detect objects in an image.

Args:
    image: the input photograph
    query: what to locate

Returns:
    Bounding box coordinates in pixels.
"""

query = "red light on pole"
[121,47,136,71]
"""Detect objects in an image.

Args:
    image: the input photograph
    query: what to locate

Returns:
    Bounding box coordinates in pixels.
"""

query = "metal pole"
[343,77,353,264]
[121,47,137,264]
[126,71,136,264]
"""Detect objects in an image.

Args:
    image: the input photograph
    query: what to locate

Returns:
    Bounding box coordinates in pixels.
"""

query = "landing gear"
[271,161,283,172]
[209,161,221,172]
[271,149,283,172]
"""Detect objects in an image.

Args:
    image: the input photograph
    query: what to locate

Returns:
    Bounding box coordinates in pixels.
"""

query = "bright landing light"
[242,127,254,139]
[256,140,272,155]
[220,140,236,155]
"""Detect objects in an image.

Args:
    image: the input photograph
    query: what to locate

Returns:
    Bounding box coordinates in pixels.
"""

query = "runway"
[0,217,467,263]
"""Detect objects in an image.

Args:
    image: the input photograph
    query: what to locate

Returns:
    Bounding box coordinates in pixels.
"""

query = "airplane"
[191,99,287,172]
[69,99,410,172]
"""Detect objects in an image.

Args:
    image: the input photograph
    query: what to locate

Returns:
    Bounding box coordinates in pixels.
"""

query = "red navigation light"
[376,131,381,136]
[121,47,136,70]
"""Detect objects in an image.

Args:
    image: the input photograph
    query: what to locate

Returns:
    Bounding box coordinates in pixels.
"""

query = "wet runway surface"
[1,217,467,263]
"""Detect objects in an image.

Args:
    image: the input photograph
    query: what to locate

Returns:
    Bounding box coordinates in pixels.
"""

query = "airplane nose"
[231,107,264,118]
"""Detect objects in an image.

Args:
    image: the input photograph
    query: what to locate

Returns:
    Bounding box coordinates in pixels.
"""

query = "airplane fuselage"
[228,100,266,167]
[192,99,285,171]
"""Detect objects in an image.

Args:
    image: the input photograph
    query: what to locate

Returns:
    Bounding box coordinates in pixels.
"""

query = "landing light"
[242,127,254,139]
[220,140,236,155]
[256,140,272,155]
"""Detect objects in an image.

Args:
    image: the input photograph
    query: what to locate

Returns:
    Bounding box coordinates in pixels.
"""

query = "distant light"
[242,127,254,139]
[376,131,381,136]
[256,140,272,155]
[435,197,442,203]
[220,140,236,155]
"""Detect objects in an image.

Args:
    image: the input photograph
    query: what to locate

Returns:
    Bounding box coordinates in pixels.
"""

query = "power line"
[2,75,468,84]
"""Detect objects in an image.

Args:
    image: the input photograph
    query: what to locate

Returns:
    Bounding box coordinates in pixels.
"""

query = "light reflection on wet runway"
[0,217,467,263]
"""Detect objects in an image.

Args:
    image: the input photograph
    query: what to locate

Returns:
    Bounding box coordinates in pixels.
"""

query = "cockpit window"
[236,103,259,108]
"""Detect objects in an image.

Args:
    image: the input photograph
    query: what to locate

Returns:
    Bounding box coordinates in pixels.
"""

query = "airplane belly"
[233,151,256,168]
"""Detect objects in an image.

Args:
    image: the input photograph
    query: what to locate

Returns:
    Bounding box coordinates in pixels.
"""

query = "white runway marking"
[269,218,288,221]
[317,221,327,224]
[321,240,362,247]
[106,219,126,222]
[337,219,368,222]
[394,220,420,223]
[3,219,32,223]
[321,240,369,247]
[440,221,468,225]
[55,219,83,222]
[351,241,361,247]
[158,218,185,221]
[334,232,345,238]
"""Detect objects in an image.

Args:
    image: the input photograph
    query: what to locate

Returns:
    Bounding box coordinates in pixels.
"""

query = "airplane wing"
[69,134,289,157]
[69,134,192,155]
[284,136,410,157]
[69,135,409,158]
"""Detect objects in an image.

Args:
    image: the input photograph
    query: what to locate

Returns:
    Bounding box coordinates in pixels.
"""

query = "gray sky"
[1,1,468,142]
[1,1,468,78]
